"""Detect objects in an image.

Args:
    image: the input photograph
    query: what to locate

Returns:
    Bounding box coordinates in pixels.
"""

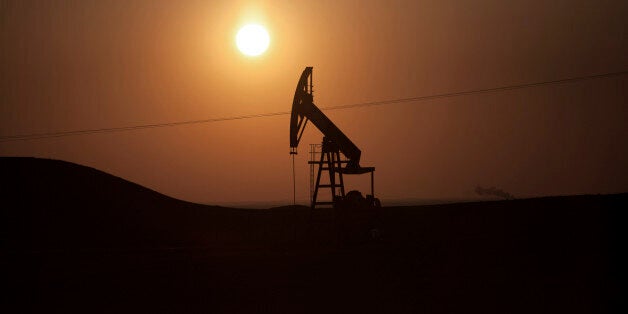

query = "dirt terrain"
[2,157,625,313]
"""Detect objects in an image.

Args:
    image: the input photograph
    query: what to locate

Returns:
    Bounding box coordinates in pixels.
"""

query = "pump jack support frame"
[308,137,375,209]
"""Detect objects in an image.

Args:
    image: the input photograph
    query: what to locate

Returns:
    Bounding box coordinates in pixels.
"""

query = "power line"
[323,70,628,111]
[0,111,291,142]
[1,70,626,143]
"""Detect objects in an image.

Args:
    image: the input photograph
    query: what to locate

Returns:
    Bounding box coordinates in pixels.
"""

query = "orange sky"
[1,0,627,206]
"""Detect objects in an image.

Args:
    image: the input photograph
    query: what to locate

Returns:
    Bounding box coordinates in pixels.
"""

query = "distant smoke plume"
[475,185,515,200]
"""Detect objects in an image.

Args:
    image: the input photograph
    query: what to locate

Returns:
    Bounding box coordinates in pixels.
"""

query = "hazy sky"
[1,0,627,205]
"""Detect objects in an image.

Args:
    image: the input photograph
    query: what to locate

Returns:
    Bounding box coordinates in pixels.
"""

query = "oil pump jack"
[290,67,381,210]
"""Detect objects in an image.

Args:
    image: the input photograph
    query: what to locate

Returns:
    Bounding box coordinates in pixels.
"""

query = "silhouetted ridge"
[3,157,626,314]
[1,157,321,251]
[1,157,184,206]
[3,157,626,254]
[0,157,257,250]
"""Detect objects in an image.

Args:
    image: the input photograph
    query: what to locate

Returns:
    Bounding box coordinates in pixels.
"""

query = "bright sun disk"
[236,24,270,56]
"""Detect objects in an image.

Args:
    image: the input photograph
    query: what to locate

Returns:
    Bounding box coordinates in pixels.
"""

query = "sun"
[236,24,270,57]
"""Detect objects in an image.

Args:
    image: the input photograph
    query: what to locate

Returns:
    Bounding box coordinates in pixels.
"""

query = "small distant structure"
[475,185,515,200]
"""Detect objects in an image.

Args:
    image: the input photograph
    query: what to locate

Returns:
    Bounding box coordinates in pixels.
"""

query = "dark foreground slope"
[1,157,310,250]
[2,157,626,313]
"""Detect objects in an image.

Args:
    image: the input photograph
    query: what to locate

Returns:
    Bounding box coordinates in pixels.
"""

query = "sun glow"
[236,24,270,56]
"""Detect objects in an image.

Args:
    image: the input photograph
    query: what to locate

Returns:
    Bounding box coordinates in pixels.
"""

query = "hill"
[2,157,626,313]
[0,157,310,250]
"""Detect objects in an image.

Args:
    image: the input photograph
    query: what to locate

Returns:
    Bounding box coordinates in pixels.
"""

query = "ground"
[2,158,625,313]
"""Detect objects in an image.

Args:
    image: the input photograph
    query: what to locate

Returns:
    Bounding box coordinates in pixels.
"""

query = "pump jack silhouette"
[289,67,381,210]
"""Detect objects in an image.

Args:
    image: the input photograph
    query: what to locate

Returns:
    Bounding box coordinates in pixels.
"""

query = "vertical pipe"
[371,171,375,198]
[292,154,296,205]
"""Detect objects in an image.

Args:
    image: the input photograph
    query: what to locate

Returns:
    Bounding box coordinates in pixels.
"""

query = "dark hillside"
[2,157,626,313]
[0,157,306,249]
[2,157,184,248]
